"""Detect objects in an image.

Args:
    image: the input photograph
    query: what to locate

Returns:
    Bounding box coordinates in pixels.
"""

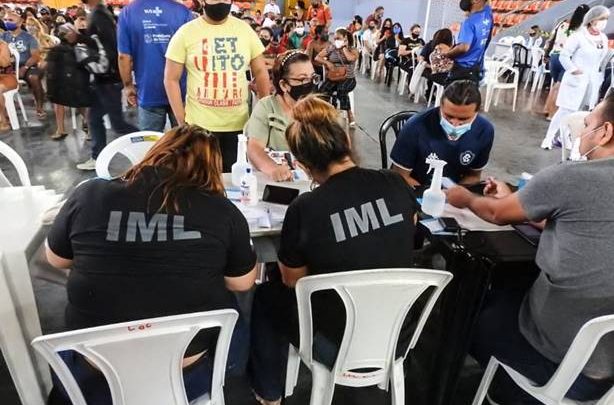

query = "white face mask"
[593,20,608,32]
[570,125,603,161]
[334,39,344,49]
[295,27,304,35]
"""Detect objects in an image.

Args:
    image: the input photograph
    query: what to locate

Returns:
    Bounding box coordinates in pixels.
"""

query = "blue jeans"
[137,105,177,132]
[90,82,139,160]
[549,53,565,83]
[48,315,249,404]
[470,288,612,403]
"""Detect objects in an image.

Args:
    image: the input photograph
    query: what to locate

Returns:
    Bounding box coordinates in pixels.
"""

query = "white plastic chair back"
[0,140,30,186]
[7,45,20,84]
[31,310,238,405]
[353,32,363,51]
[472,314,614,405]
[293,268,452,403]
[512,35,526,45]
[530,47,544,71]
[499,36,514,45]
[95,131,164,179]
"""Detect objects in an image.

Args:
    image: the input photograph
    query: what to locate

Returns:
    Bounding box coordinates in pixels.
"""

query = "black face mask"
[260,38,270,47]
[204,2,231,22]
[320,33,329,42]
[460,0,472,12]
[288,82,316,101]
[412,32,420,39]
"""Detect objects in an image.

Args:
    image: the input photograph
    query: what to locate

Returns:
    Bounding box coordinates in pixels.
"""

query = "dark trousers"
[90,82,139,160]
[211,131,241,173]
[319,78,357,111]
[249,280,338,401]
[447,63,481,85]
[470,289,612,404]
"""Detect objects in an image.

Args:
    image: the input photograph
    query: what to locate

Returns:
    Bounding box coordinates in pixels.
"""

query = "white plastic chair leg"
[390,359,405,405]
[309,362,335,405]
[484,86,493,113]
[103,115,111,129]
[4,92,19,130]
[16,94,27,123]
[398,71,408,95]
[494,89,502,106]
[284,345,300,398]
[471,357,500,405]
[512,86,518,112]
[427,85,436,108]
[71,108,77,130]
[349,91,355,114]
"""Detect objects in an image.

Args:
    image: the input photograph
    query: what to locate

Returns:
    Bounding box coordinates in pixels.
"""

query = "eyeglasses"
[286,73,321,85]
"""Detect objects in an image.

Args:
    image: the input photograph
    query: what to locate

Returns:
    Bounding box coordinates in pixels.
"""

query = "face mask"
[295,27,304,35]
[412,32,420,38]
[393,26,401,35]
[369,26,375,31]
[56,19,66,24]
[4,21,18,31]
[529,32,536,37]
[320,33,329,42]
[334,39,345,48]
[570,125,604,161]
[203,1,232,22]
[78,28,87,35]
[288,82,316,101]
[260,38,270,47]
[460,0,472,12]
[440,115,473,140]
[593,20,608,32]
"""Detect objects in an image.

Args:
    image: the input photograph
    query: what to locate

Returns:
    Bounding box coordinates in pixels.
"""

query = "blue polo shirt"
[390,107,494,185]
[117,0,192,107]
[456,5,493,68]
[1,31,38,66]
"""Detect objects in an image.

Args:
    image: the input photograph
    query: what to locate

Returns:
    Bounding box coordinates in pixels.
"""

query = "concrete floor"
[0,74,561,405]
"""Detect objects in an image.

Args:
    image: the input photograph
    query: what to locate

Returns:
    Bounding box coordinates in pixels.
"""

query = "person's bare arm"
[224,266,258,292]
[0,43,10,67]
[459,169,482,186]
[25,48,40,68]
[279,263,308,288]
[446,186,528,225]
[118,52,136,106]
[315,47,333,69]
[444,43,470,59]
[250,55,271,98]
[247,138,292,181]
[164,59,186,125]
[392,164,421,187]
[45,244,73,269]
[398,44,410,57]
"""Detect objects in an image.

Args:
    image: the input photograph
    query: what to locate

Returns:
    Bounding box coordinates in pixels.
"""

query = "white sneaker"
[76,158,96,171]
[540,139,552,150]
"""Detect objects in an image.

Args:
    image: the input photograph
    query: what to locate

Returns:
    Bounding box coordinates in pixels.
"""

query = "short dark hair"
[600,92,614,123]
[530,25,540,30]
[410,24,421,31]
[443,80,482,110]
[260,26,273,37]
[433,28,453,47]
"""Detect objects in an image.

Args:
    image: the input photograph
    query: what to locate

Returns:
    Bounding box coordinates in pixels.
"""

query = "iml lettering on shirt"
[106,211,201,242]
[330,198,404,243]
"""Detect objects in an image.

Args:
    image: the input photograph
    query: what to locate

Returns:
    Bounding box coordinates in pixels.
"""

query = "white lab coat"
[556,27,608,111]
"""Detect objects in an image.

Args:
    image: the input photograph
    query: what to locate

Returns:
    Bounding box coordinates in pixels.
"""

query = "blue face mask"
[440,115,473,140]
[393,26,401,35]
[4,21,18,31]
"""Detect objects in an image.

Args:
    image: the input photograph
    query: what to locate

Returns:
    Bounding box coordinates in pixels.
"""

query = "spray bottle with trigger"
[422,156,447,217]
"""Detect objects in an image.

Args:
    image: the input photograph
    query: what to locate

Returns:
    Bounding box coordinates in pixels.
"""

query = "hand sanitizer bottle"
[240,167,258,206]
[232,134,250,187]
[422,157,447,217]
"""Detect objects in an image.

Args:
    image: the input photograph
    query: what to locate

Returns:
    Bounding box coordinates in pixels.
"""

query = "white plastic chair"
[428,82,445,108]
[525,47,545,92]
[284,268,453,405]
[398,47,422,96]
[95,131,163,179]
[31,309,239,405]
[560,111,589,161]
[472,315,614,405]
[5,46,29,130]
[0,140,30,186]
[483,60,519,113]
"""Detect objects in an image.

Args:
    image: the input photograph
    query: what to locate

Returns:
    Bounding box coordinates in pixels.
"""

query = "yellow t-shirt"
[166,17,264,132]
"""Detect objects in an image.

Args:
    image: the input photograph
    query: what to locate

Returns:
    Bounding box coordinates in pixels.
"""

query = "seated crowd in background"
[1,0,611,404]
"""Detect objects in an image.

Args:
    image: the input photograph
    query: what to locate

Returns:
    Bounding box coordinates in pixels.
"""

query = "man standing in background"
[118,0,192,131]
[306,0,332,30]
[444,0,493,84]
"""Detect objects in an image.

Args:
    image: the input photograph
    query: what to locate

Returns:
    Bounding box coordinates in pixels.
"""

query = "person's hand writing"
[483,177,512,199]
[271,164,293,182]
[445,186,473,209]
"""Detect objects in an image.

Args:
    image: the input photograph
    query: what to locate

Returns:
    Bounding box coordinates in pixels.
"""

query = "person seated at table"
[1,11,46,119]
[248,95,418,405]
[445,93,614,403]
[390,80,494,187]
[45,125,257,404]
[246,51,317,182]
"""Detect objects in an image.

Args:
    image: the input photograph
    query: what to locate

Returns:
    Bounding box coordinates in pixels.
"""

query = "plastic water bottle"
[240,167,258,206]
[231,134,250,187]
[422,157,447,217]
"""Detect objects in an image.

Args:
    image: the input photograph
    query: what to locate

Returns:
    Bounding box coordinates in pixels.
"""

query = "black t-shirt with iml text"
[278,167,418,342]
[47,167,256,355]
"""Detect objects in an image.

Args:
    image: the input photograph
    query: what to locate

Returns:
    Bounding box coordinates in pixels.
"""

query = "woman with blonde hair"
[45,125,257,404]
[249,95,418,405]
[25,16,58,65]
